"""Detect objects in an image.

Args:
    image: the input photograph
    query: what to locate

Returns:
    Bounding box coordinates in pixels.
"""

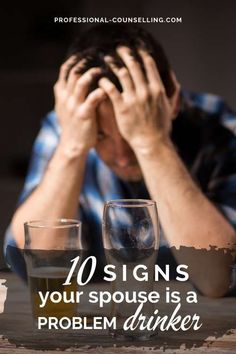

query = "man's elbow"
[196,277,233,298]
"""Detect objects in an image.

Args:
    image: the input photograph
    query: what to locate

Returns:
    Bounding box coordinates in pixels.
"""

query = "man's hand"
[54,56,106,156]
[11,57,107,249]
[99,47,180,152]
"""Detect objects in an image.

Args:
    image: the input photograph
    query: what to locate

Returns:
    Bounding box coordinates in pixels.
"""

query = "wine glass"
[103,199,160,339]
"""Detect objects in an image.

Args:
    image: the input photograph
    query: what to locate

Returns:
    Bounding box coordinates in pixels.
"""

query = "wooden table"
[0,271,235,353]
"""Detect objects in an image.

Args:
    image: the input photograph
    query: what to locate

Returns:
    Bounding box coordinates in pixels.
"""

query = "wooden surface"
[0,271,235,353]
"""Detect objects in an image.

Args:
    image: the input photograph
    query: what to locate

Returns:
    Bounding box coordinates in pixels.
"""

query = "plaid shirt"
[4,90,236,279]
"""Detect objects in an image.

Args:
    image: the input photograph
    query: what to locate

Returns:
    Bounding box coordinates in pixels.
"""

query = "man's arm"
[99,47,236,297]
[11,143,87,249]
[135,139,235,250]
[11,57,106,249]
[134,139,235,297]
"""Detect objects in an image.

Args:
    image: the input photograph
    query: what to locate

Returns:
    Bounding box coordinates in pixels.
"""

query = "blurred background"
[0,0,236,266]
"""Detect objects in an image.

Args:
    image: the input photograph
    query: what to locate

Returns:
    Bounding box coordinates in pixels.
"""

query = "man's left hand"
[99,47,180,152]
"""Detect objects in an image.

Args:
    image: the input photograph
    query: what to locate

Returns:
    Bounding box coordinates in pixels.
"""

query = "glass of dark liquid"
[102,199,160,340]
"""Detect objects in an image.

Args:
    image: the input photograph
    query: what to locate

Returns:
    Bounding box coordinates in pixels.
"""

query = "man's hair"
[67,24,174,97]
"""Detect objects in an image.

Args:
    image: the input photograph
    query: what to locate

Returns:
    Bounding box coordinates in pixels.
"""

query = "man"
[5,24,236,296]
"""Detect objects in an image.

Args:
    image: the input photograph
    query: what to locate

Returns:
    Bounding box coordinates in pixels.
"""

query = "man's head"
[67,24,174,97]
[66,24,176,182]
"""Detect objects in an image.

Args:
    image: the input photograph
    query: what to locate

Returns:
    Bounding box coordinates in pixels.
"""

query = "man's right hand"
[54,56,106,157]
[11,57,105,249]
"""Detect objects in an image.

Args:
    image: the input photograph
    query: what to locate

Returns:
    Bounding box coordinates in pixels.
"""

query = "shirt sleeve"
[17,111,60,205]
[4,111,60,278]
[206,103,236,229]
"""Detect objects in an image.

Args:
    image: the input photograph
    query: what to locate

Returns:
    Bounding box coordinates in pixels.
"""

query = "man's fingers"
[85,88,106,108]
[58,56,77,84]
[117,47,147,90]
[98,78,122,106]
[74,67,102,102]
[67,59,86,93]
[104,56,134,93]
[138,49,165,94]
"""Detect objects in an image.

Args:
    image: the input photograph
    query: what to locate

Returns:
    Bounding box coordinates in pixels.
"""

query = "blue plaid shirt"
[4,90,236,279]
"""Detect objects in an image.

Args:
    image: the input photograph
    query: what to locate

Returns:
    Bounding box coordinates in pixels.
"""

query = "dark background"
[0,0,236,266]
